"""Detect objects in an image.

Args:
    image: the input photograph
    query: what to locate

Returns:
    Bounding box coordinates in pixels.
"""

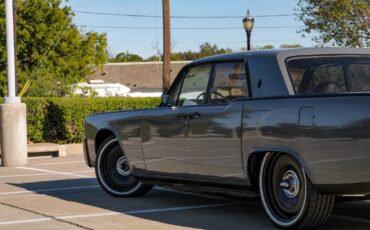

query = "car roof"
[190,48,370,66]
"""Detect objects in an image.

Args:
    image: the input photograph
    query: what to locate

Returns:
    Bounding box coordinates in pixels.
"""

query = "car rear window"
[287,56,370,95]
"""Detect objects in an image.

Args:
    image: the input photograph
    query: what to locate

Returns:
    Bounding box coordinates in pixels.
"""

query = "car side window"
[287,57,370,95]
[311,65,346,93]
[176,64,212,106]
[167,76,183,106]
[349,63,370,91]
[290,65,346,95]
[208,62,248,104]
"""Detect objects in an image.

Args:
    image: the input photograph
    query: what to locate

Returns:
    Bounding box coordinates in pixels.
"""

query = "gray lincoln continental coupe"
[84,48,370,229]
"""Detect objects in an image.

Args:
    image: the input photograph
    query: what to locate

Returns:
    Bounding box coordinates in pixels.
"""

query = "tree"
[255,44,275,50]
[109,52,144,63]
[145,42,232,61]
[297,0,370,47]
[280,44,304,48]
[0,0,108,96]
[198,42,232,58]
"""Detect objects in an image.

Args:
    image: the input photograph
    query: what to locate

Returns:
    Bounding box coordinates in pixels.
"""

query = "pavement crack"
[0,201,93,230]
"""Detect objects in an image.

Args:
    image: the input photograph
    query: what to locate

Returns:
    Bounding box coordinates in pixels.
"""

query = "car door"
[142,64,212,176]
[185,62,248,181]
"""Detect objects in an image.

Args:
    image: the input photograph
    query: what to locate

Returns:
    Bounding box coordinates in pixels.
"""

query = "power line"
[73,10,295,19]
[108,38,300,44]
[78,25,302,30]
[115,0,145,56]
[19,0,89,96]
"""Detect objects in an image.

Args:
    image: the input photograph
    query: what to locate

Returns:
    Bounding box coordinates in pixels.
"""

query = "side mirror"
[161,94,169,105]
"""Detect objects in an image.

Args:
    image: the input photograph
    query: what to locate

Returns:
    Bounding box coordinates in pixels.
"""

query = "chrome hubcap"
[116,156,131,176]
[280,170,300,198]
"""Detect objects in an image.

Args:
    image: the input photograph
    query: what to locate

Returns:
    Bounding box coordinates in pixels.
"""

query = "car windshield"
[287,56,370,95]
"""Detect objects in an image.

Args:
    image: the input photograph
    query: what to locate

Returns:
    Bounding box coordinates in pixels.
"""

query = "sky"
[64,0,315,58]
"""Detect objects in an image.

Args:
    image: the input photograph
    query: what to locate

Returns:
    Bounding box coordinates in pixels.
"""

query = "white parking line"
[0,185,100,195]
[17,167,90,178]
[0,217,53,225]
[32,161,85,166]
[0,202,239,225]
[0,170,93,179]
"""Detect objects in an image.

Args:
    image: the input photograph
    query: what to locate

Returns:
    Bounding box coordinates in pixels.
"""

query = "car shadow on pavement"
[7,178,370,230]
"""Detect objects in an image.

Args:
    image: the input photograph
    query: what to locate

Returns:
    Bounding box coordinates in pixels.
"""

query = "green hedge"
[2,97,161,144]
[24,98,49,143]
[44,97,160,143]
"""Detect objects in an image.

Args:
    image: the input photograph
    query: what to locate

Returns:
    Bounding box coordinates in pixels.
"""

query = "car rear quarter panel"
[243,95,370,191]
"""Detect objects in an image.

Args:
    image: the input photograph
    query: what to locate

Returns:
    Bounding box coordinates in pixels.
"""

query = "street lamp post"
[0,0,28,167]
[242,10,254,51]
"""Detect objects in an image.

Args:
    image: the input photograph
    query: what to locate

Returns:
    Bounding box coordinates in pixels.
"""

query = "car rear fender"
[246,146,309,191]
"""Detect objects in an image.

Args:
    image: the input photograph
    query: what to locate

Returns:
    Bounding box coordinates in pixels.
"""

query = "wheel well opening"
[248,152,268,192]
[248,151,305,193]
[95,130,114,152]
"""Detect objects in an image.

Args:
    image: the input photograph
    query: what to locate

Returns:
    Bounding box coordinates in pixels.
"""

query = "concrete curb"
[27,143,83,157]
[61,143,83,156]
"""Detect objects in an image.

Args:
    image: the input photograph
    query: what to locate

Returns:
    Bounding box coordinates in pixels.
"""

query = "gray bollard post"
[0,103,28,166]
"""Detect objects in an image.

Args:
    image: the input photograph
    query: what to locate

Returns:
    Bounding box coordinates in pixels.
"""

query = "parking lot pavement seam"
[122,202,241,215]
[0,202,242,226]
[0,170,93,179]
[332,214,370,225]
[6,188,102,199]
[17,166,91,178]
[58,202,241,219]
[32,161,86,166]
[0,185,101,195]
[0,201,93,229]
[154,187,237,202]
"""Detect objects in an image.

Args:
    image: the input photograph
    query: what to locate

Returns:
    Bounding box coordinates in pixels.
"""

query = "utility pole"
[162,0,171,94]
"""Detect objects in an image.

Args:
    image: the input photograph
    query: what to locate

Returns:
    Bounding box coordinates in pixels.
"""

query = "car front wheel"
[95,136,152,197]
[259,153,335,229]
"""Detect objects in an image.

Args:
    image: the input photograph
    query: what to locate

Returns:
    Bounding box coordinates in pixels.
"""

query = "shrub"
[22,98,48,143]
[0,97,161,143]
[43,97,161,143]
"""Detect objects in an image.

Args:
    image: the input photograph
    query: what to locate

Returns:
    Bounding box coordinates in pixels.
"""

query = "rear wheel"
[259,153,335,229]
[95,136,152,197]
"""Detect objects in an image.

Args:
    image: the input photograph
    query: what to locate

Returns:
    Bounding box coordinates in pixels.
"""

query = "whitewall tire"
[95,136,152,197]
[259,153,335,229]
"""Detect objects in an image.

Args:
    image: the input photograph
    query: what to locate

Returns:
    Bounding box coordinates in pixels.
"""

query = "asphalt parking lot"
[0,155,370,230]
